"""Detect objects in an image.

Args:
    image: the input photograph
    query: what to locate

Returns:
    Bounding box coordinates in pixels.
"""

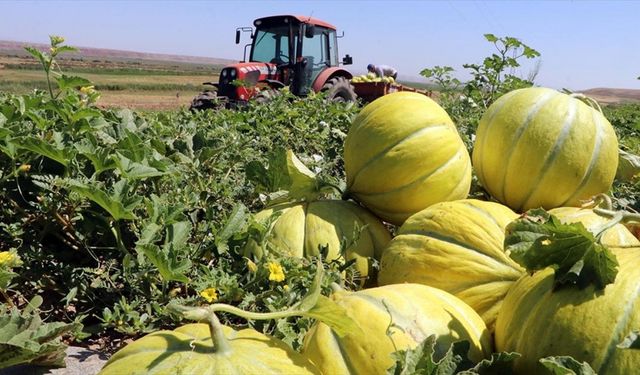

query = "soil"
[0,347,108,375]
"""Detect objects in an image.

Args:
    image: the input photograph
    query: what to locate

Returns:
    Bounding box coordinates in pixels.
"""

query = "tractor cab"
[246,15,349,96]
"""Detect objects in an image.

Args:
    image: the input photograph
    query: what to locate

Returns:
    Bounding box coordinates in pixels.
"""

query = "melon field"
[1,36,639,374]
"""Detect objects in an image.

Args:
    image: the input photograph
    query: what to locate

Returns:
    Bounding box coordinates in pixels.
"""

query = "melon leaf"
[539,356,596,375]
[386,335,519,375]
[0,297,81,369]
[505,209,619,290]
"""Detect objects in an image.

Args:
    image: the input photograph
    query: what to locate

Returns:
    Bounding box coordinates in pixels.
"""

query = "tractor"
[190,14,357,110]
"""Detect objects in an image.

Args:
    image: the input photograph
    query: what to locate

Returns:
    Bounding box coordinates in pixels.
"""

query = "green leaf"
[70,108,102,124]
[113,152,166,179]
[539,356,596,375]
[484,34,498,43]
[137,243,191,283]
[135,221,192,283]
[303,295,363,338]
[386,335,473,375]
[459,352,520,374]
[24,46,48,69]
[246,148,322,204]
[618,330,640,349]
[67,180,139,221]
[0,269,18,290]
[215,203,248,254]
[0,304,80,369]
[11,136,71,167]
[166,221,192,251]
[55,74,91,92]
[52,45,77,55]
[505,209,619,289]
[296,259,324,313]
[75,140,116,175]
[286,149,317,193]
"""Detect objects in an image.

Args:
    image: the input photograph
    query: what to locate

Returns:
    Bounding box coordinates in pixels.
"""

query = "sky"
[1,0,639,90]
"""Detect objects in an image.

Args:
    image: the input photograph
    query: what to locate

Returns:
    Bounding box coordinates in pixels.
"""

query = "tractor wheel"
[189,91,220,111]
[254,88,281,104]
[322,77,357,103]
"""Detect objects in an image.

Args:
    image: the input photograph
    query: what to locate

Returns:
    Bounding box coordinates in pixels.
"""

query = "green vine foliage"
[420,34,541,152]
[0,37,360,348]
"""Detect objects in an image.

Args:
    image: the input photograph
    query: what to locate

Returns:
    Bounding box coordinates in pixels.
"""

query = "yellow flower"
[267,262,285,282]
[80,86,96,95]
[246,258,258,273]
[0,251,16,266]
[283,285,290,291]
[541,239,552,246]
[200,287,218,303]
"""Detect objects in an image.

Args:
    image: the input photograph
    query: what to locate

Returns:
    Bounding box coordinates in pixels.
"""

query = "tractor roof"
[253,15,337,30]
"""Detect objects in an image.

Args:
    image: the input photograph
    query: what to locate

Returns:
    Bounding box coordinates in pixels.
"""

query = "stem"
[44,60,55,100]
[570,93,603,114]
[110,221,130,256]
[593,208,640,224]
[592,194,613,210]
[593,211,624,240]
[0,290,15,308]
[590,207,640,242]
[206,313,232,355]
[208,303,301,321]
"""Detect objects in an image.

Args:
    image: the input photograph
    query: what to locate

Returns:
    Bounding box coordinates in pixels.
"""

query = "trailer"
[351,81,432,103]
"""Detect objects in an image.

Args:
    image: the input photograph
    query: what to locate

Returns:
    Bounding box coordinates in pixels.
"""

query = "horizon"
[1,1,639,91]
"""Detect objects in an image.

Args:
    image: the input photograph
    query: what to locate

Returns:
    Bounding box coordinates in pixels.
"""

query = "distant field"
[0,51,222,110]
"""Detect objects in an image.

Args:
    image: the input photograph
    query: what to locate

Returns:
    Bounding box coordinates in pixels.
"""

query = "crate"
[352,82,431,102]
[352,82,400,102]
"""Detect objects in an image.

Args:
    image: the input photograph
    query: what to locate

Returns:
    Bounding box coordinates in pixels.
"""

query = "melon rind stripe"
[329,328,357,375]
[441,157,472,201]
[353,144,464,197]
[518,98,577,211]
[559,107,604,206]
[499,91,557,204]
[347,123,452,192]
[474,89,520,189]
[399,229,513,270]
[596,280,640,374]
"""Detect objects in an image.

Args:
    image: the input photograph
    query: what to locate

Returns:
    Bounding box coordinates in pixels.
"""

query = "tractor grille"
[218,68,238,99]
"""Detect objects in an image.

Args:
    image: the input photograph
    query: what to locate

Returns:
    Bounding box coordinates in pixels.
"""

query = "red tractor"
[190,14,357,110]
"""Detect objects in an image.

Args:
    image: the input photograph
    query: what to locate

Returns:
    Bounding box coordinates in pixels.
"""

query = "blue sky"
[1,0,639,90]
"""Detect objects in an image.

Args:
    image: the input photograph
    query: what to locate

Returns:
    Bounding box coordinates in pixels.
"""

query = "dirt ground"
[96,90,200,111]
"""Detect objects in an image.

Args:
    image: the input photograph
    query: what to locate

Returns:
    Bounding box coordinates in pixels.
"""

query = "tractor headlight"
[221,70,227,78]
[229,69,237,78]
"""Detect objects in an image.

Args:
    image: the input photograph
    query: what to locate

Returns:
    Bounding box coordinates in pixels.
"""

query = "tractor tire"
[189,91,220,111]
[322,77,357,103]
[254,89,281,104]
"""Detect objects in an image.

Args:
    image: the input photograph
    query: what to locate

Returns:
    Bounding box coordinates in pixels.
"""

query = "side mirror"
[235,30,241,44]
[305,25,315,38]
[342,54,353,65]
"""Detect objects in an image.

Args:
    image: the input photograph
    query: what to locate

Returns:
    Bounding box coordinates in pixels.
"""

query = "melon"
[495,248,640,374]
[344,92,471,225]
[244,200,391,281]
[549,206,640,248]
[377,199,523,331]
[472,87,619,212]
[100,323,319,375]
[302,283,492,374]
